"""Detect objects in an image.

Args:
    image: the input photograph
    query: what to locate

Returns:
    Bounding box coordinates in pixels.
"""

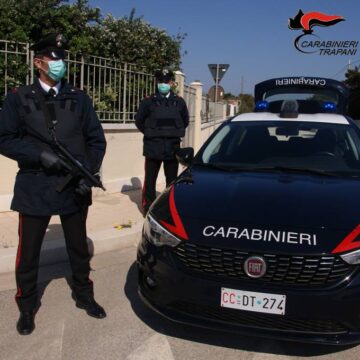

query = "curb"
[0,221,143,275]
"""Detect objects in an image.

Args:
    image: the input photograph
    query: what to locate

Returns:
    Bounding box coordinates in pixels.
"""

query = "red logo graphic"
[244,256,267,278]
[288,9,345,53]
[289,9,344,34]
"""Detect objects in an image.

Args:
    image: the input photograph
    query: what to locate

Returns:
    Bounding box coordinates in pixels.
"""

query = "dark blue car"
[137,77,360,345]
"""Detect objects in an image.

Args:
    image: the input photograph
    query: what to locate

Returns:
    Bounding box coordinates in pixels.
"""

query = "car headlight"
[143,214,182,247]
[340,249,360,265]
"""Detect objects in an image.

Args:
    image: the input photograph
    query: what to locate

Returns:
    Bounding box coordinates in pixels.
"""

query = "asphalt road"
[1,244,360,360]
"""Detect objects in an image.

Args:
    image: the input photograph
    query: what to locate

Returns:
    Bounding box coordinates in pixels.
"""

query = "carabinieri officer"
[135,69,189,214]
[0,33,107,335]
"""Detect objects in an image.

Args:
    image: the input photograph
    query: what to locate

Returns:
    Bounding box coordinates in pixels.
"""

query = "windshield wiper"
[193,163,234,171]
[194,163,344,177]
[263,166,341,177]
[231,165,347,177]
[194,162,360,178]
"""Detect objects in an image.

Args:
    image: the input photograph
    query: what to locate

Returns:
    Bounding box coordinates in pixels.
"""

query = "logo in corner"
[288,9,357,55]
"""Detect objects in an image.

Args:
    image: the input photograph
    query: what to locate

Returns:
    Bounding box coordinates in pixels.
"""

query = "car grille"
[169,301,347,334]
[174,243,354,286]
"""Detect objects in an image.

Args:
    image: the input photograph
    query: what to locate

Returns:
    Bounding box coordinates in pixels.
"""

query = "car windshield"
[196,121,360,176]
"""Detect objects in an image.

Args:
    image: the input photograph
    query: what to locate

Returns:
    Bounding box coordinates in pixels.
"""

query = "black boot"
[16,311,35,335]
[73,294,106,319]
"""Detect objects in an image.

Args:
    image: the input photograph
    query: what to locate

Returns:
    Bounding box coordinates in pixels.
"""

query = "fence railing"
[0,40,155,123]
[65,53,155,123]
[0,39,226,126]
[201,95,225,124]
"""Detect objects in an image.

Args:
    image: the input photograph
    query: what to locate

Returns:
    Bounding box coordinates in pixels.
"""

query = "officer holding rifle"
[0,33,107,335]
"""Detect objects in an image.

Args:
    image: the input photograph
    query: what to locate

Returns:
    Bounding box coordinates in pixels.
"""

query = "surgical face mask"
[157,83,171,95]
[40,59,66,81]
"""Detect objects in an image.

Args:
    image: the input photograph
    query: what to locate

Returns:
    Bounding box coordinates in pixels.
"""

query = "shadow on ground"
[121,177,143,213]
[124,261,356,357]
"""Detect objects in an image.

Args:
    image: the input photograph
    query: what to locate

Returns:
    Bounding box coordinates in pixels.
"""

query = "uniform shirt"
[38,78,61,95]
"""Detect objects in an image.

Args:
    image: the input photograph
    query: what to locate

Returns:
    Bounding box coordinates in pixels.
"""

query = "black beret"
[154,69,175,83]
[30,33,68,59]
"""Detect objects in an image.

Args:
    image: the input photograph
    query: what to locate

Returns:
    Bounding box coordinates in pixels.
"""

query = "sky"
[86,0,360,96]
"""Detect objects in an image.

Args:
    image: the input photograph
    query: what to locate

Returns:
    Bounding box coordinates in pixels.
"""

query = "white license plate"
[221,287,286,315]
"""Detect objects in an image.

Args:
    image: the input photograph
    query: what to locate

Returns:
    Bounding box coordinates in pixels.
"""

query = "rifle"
[52,137,106,193]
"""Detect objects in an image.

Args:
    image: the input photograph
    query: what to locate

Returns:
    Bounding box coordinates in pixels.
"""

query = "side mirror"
[176,147,194,167]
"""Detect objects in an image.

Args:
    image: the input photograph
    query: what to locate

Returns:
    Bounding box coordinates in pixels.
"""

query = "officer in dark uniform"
[0,33,107,335]
[135,69,189,214]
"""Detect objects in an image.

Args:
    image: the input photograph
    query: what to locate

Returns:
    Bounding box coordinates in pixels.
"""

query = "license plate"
[221,287,286,315]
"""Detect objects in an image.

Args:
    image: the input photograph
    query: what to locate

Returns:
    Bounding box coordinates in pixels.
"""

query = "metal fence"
[65,54,155,123]
[182,84,197,147]
[0,39,155,123]
[201,94,225,124]
[0,39,224,126]
[0,40,32,93]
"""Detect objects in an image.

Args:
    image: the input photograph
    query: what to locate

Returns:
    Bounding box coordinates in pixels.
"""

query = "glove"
[74,178,91,197]
[40,150,64,173]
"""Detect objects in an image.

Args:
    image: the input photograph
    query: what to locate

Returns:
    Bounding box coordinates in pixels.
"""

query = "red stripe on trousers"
[142,158,147,209]
[15,213,23,303]
[15,213,23,269]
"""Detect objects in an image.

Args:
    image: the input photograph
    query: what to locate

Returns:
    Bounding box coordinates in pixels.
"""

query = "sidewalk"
[0,189,146,280]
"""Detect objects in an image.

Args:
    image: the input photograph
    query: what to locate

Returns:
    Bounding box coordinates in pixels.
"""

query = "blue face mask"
[47,60,66,81]
[157,83,171,95]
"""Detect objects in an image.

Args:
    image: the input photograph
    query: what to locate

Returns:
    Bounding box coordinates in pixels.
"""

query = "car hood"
[151,167,360,254]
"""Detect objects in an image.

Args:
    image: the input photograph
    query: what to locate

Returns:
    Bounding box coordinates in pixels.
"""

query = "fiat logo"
[244,256,267,278]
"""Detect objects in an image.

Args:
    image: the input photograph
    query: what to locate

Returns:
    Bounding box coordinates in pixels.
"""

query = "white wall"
[99,125,145,194]
[0,120,227,212]
[0,126,155,211]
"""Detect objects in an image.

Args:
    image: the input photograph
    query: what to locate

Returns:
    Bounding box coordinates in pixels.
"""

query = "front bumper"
[137,236,360,345]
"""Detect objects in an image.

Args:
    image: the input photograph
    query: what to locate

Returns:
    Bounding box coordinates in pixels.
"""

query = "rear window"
[263,88,339,114]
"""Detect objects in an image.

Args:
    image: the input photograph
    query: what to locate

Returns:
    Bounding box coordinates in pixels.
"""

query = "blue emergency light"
[255,100,269,112]
[321,101,337,113]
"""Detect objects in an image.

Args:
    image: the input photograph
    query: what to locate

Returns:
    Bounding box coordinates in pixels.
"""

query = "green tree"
[0,1,186,109]
[0,0,102,101]
[0,0,101,51]
[344,66,360,119]
[0,2,185,68]
[238,94,255,114]
[223,92,237,100]
[93,9,186,71]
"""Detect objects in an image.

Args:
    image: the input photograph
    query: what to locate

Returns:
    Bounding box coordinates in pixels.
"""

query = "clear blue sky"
[86,0,360,95]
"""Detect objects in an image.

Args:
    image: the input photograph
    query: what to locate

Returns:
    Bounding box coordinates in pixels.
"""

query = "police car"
[137,77,360,345]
